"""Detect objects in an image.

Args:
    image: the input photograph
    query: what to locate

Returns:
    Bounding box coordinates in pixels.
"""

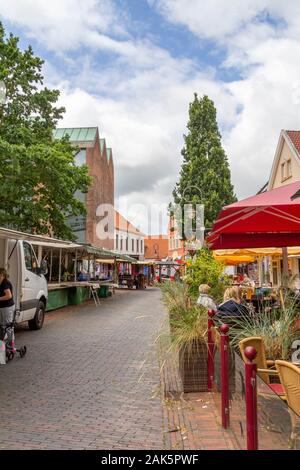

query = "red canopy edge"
[207,181,300,250]
[207,232,300,250]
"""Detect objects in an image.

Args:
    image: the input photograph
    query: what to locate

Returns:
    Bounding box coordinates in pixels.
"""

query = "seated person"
[77,270,89,281]
[197,284,217,310]
[241,275,255,288]
[217,286,249,317]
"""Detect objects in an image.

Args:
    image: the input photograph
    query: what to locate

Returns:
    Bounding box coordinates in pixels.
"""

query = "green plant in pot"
[160,280,191,324]
[159,249,230,393]
[159,280,209,392]
[171,303,209,392]
[230,292,300,361]
[185,248,228,304]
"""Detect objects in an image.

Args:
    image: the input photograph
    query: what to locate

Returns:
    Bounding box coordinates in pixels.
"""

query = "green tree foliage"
[0,23,90,239]
[173,94,236,231]
[185,248,228,303]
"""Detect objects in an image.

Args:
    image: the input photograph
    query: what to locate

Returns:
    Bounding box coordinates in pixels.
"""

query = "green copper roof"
[53,127,98,142]
[107,148,112,161]
[100,138,106,152]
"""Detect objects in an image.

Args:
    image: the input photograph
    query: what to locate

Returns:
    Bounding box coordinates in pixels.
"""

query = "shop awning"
[82,245,118,260]
[207,181,300,250]
[135,260,154,265]
[116,254,138,263]
[0,226,77,246]
[95,258,115,264]
[213,252,256,265]
[213,247,300,265]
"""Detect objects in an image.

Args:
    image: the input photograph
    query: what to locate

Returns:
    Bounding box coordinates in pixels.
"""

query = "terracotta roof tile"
[286,130,300,156]
[115,211,145,236]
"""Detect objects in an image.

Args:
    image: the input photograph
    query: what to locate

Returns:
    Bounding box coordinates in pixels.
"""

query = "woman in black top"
[0,268,15,351]
[217,286,249,317]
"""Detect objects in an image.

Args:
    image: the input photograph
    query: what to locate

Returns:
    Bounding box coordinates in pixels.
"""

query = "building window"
[126,237,128,251]
[281,162,286,181]
[287,159,292,178]
[116,233,119,250]
[120,238,123,251]
[281,160,292,182]
[132,238,134,252]
[141,240,143,253]
[136,239,139,253]
[75,149,86,166]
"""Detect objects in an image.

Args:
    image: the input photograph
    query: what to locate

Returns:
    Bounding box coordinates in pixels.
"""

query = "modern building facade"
[114,211,145,259]
[54,127,114,249]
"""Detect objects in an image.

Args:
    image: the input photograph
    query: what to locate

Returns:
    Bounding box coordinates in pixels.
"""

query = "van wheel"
[28,302,45,330]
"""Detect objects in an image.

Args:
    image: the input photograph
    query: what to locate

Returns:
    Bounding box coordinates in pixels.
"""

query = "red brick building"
[54,127,114,249]
[144,235,168,261]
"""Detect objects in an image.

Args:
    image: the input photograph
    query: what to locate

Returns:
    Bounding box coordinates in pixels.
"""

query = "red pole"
[244,346,258,450]
[220,323,230,429]
[207,309,216,391]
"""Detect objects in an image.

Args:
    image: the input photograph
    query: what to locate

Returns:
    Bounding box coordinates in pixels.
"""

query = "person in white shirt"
[197,284,217,310]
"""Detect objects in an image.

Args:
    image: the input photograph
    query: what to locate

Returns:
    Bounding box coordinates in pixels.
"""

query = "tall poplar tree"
[173,94,236,232]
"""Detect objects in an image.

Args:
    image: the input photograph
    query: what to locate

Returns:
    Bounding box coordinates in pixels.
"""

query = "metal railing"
[207,309,300,450]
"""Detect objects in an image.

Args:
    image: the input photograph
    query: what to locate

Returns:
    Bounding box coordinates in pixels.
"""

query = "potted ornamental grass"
[159,249,228,392]
[230,290,300,361]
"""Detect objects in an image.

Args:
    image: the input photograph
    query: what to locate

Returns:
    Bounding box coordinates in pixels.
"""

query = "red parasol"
[207,181,300,250]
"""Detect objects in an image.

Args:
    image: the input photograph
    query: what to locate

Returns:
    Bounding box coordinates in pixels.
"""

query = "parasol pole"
[282,246,289,277]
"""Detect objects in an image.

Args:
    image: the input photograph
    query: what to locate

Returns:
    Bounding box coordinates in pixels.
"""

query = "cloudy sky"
[1,0,300,234]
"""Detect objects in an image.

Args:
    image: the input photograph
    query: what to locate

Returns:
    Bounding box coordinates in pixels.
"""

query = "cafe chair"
[275,360,300,448]
[239,336,285,398]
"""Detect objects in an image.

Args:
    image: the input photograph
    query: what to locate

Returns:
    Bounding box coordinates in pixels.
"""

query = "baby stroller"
[0,309,27,363]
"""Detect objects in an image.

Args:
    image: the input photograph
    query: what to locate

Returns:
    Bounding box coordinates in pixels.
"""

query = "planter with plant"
[185,248,228,304]
[230,294,300,362]
[159,249,229,392]
[159,280,208,391]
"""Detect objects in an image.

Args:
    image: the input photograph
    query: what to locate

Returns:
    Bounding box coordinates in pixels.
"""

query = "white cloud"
[51,46,239,234]
[0,0,125,50]
[3,0,300,235]
[224,37,300,196]
[149,0,272,40]
[149,0,300,202]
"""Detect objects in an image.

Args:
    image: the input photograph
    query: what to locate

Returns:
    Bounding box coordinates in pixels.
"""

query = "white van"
[0,236,48,330]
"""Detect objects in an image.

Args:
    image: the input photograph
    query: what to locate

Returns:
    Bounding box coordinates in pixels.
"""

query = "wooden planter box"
[179,339,208,392]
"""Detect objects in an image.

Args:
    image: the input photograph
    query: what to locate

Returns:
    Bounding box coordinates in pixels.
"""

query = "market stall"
[154,260,183,281]
[116,254,138,288]
[31,241,121,309]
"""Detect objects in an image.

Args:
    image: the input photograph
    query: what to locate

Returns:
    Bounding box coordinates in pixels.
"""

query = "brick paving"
[0,287,255,451]
[0,289,165,450]
[157,326,236,450]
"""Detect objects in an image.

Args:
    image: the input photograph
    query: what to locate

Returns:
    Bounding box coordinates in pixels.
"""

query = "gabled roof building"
[54,127,114,249]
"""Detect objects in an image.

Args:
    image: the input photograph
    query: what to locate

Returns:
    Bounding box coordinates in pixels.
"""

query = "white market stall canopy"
[0,226,80,248]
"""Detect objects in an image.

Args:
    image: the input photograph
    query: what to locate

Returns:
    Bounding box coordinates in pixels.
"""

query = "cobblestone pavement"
[0,289,165,450]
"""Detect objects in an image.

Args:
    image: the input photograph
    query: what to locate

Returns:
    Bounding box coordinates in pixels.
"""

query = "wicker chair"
[275,360,300,448]
[239,336,285,398]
